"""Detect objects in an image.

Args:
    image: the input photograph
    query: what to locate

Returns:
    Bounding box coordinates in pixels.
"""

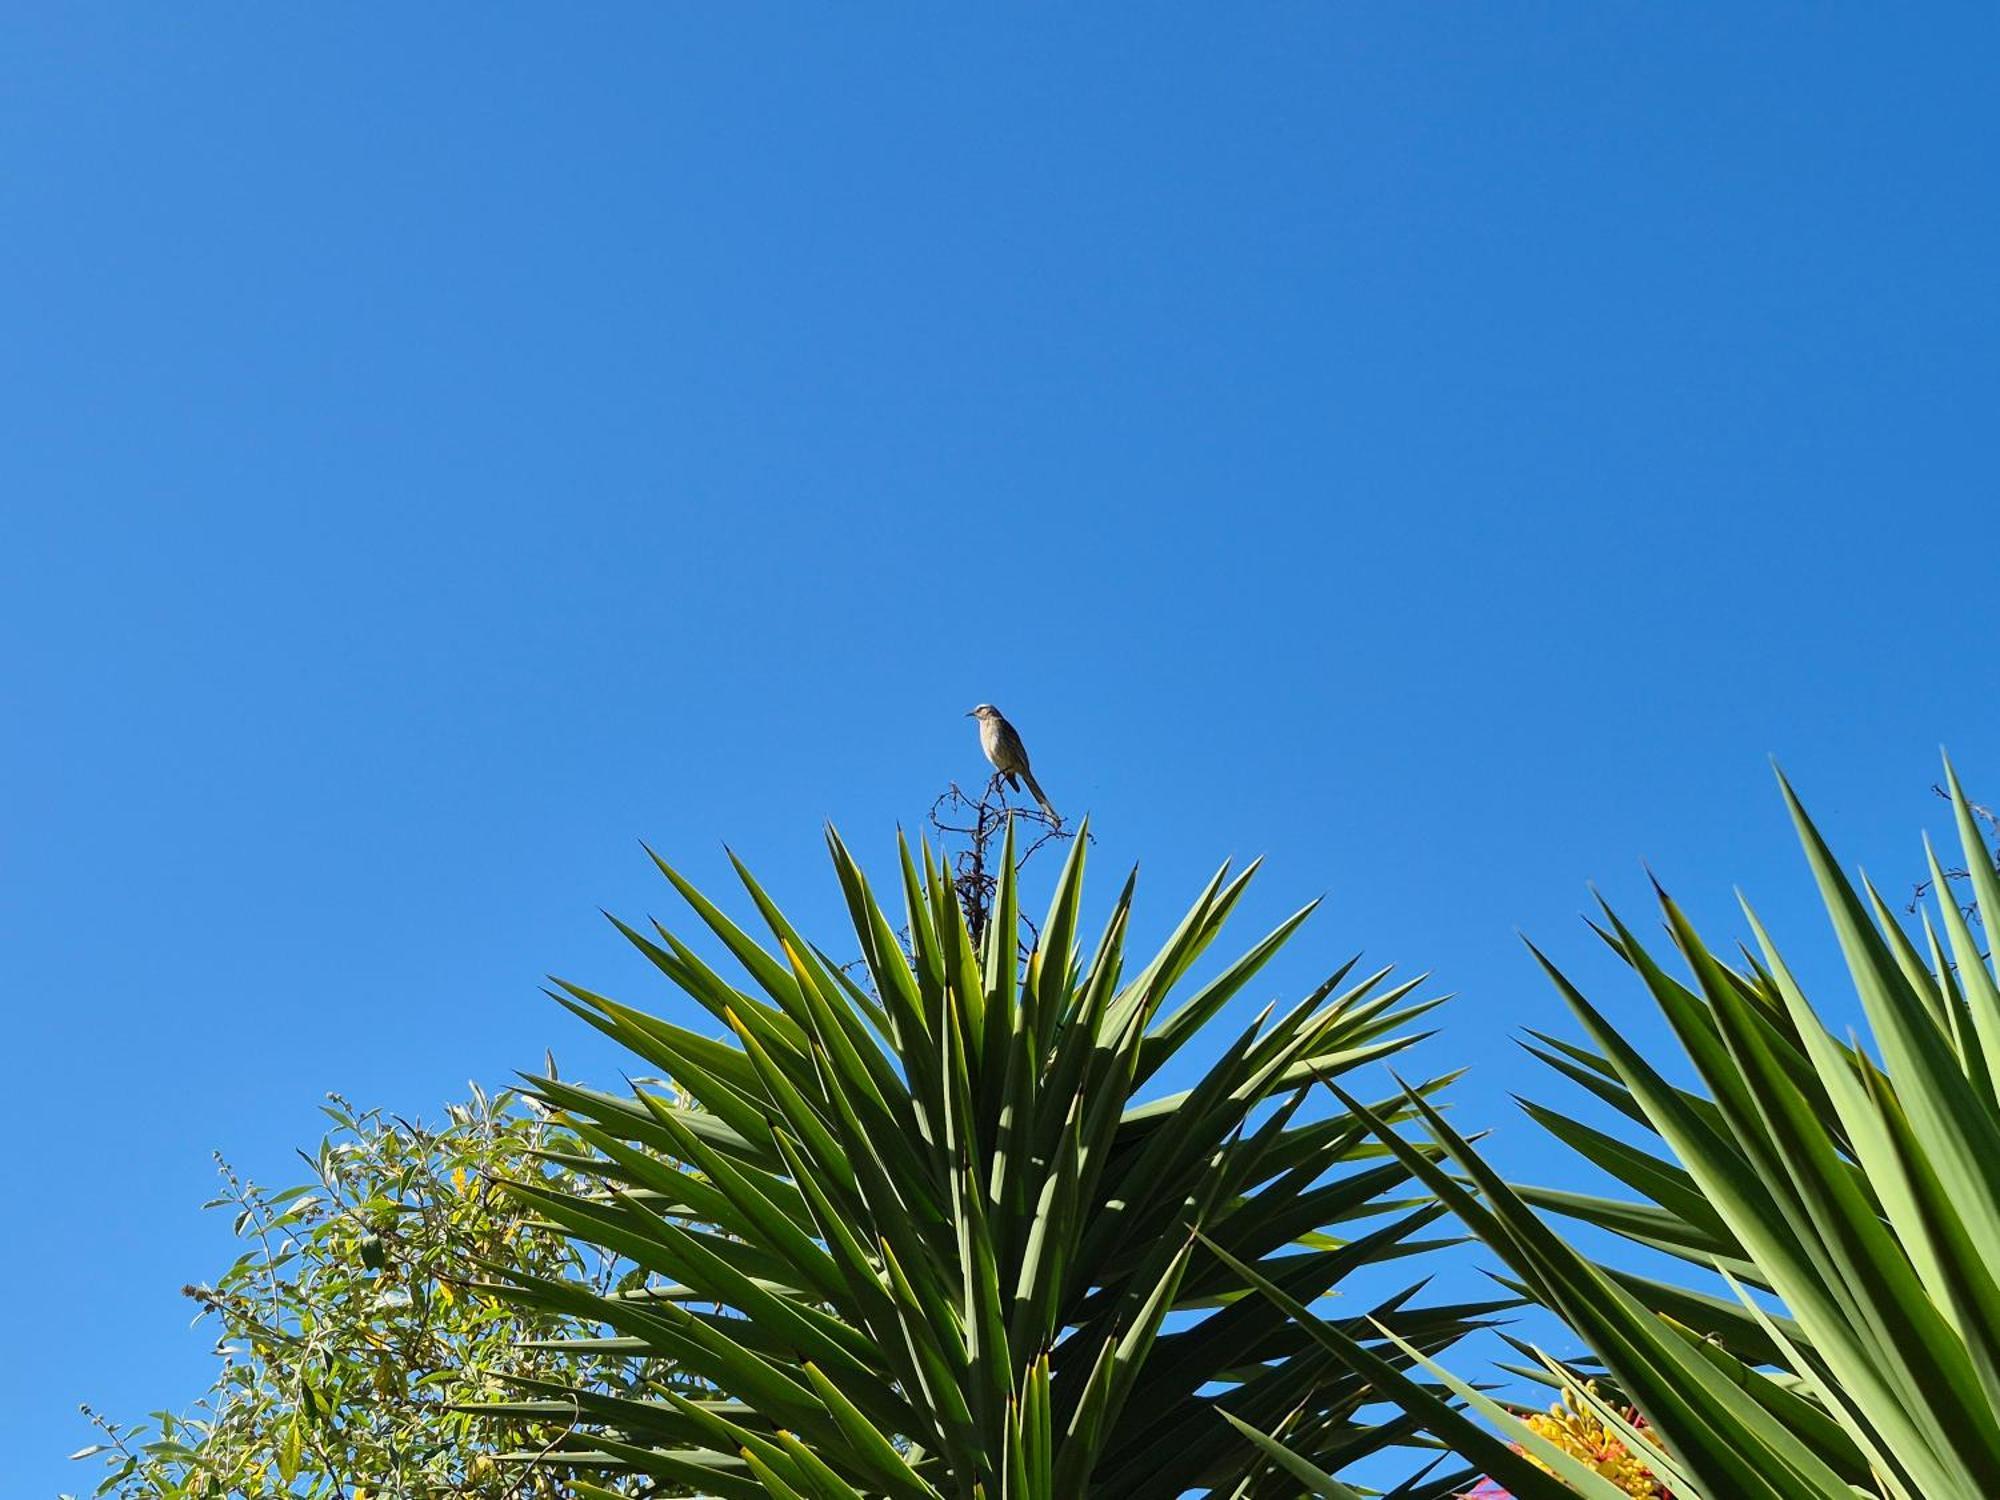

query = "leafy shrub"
[72,1082,674,1499]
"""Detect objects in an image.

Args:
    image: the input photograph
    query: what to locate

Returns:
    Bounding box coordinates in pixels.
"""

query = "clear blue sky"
[6,6,1999,1494]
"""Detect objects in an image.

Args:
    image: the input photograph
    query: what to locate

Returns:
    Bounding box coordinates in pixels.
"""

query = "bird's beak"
[964,710,976,717]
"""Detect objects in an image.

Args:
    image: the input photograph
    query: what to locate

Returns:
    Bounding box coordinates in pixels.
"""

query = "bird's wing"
[996,720,1032,771]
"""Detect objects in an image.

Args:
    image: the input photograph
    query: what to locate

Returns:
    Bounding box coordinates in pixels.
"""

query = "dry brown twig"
[1907,782,2000,928]
[928,775,1087,950]
[829,777,1089,979]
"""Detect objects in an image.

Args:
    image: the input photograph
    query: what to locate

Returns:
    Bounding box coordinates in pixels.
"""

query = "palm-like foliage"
[471,823,1497,1499]
[1259,762,2000,1500]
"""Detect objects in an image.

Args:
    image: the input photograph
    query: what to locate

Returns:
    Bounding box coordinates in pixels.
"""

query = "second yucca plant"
[1249,761,2000,1500]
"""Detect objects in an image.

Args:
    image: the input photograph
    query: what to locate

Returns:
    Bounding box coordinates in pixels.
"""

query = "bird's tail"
[1020,769,1059,824]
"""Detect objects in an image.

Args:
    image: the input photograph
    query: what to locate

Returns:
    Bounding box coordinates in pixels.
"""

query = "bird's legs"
[989,773,1041,833]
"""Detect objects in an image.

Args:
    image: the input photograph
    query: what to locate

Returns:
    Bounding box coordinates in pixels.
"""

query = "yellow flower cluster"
[1520,1384,1665,1498]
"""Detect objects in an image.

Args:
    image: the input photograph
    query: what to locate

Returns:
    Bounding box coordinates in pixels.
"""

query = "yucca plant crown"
[471,821,1497,1499]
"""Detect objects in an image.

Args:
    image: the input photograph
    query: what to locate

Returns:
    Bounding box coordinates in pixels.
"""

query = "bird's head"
[967,703,1000,720]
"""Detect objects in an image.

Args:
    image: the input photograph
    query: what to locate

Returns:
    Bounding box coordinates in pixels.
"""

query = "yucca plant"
[1243,761,2000,1499]
[469,822,1500,1498]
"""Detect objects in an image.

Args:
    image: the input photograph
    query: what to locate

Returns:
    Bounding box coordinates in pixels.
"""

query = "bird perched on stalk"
[967,703,1059,823]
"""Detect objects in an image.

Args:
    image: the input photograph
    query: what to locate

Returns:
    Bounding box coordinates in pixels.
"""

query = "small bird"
[967,703,1059,822]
